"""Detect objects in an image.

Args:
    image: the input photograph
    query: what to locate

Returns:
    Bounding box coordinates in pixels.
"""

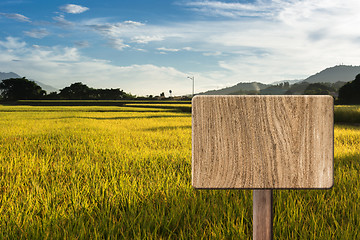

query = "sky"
[1,0,360,96]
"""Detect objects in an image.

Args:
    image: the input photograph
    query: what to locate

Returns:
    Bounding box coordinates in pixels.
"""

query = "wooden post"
[253,190,273,240]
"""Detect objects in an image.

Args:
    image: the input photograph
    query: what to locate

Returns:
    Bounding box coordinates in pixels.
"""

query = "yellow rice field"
[0,104,359,239]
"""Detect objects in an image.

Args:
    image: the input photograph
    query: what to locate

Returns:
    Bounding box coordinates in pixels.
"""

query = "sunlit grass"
[0,104,359,239]
[0,105,170,112]
[273,124,360,239]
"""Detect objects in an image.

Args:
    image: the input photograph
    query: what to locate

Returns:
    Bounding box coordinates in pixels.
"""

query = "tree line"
[0,75,359,103]
[0,78,135,101]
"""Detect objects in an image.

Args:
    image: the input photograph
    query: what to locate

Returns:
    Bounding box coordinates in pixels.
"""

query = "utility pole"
[187,76,194,97]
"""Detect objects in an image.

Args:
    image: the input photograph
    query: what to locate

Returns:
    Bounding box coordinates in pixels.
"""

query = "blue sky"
[1,0,360,96]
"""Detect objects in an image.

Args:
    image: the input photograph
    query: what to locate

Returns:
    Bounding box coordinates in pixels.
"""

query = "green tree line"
[0,78,135,101]
[1,75,359,103]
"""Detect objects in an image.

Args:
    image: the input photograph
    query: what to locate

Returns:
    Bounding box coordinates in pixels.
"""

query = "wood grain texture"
[253,190,273,240]
[192,95,333,189]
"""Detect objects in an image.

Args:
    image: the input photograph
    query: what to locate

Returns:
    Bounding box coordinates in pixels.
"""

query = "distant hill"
[198,65,359,95]
[0,72,21,80]
[302,65,360,83]
[271,79,302,85]
[33,81,58,93]
[0,71,58,93]
[201,82,269,95]
[284,81,310,95]
[260,86,288,95]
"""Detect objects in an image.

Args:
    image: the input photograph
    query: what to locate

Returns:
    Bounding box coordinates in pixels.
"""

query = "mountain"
[0,72,21,80]
[0,72,58,93]
[201,82,269,95]
[33,81,58,93]
[198,65,359,95]
[302,65,360,83]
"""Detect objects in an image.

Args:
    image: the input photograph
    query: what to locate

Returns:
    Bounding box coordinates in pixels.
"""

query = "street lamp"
[187,76,194,97]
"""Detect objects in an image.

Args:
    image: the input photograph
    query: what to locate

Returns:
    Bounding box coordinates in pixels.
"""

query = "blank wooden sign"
[192,95,333,189]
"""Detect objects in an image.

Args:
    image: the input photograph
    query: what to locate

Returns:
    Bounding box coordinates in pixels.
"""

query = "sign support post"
[253,190,273,240]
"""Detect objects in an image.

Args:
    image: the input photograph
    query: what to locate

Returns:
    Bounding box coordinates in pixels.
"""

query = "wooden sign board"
[192,95,333,189]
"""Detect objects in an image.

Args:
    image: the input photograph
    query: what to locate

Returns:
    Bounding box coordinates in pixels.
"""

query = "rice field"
[0,104,359,239]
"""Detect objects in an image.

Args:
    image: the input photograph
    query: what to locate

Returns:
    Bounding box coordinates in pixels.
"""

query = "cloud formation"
[2,1,360,95]
[108,39,129,51]
[173,0,360,81]
[181,0,281,18]
[131,35,164,44]
[0,36,26,49]
[0,37,190,95]
[53,14,73,26]
[24,29,49,39]
[157,47,180,52]
[85,20,167,49]
[60,4,89,14]
[0,12,31,22]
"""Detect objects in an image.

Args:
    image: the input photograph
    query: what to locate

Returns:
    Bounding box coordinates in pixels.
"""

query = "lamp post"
[187,76,194,97]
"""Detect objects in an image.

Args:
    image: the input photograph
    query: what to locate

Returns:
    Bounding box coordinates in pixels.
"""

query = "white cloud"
[85,20,167,49]
[0,38,192,96]
[181,0,360,30]
[170,0,360,84]
[123,20,144,27]
[53,14,73,26]
[108,39,129,51]
[0,12,31,22]
[181,0,281,18]
[156,47,180,52]
[87,21,145,38]
[131,35,164,44]
[24,29,49,39]
[203,51,222,56]
[0,36,26,49]
[26,46,80,62]
[134,48,147,52]
[60,4,89,14]
[155,46,201,54]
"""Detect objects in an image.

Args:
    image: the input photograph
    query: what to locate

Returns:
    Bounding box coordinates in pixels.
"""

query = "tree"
[0,77,46,100]
[284,82,290,89]
[303,83,335,95]
[57,82,135,100]
[90,88,127,100]
[58,82,91,99]
[338,74,360,104]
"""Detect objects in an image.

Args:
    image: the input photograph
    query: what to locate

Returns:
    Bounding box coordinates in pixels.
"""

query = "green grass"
[335,105,360,124]
[0,104,359,239]
[0,105,173,113]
